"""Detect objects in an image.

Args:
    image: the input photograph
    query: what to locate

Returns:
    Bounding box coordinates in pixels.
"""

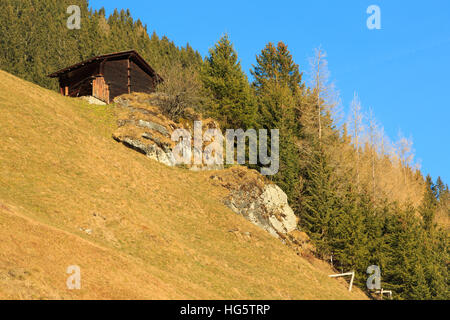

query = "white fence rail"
[376,288,393,300]
[328,271,355,292]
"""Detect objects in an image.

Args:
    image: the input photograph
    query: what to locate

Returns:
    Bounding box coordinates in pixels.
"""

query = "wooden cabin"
[48,50,163,104]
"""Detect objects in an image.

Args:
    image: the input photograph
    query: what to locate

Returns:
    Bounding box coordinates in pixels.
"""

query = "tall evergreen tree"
[251,42,303,95]
[251,41,303,200]
[420,175,438,231]
[435,176,445,200]
[201,35,257,129]
[300,146,341,257]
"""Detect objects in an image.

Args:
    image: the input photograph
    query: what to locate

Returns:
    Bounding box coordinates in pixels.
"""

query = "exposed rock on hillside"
[210,167,298,238]
[113,94,177,166]
[112,93,223,170]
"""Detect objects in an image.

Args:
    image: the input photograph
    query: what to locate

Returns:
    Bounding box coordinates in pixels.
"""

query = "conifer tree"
[251,42,303,200]
[420,175,438,231]
[201,35,257,129]
[331,191,372,284]
[435,177,445,200]
[300,145,341,257]
[251,42,303,95]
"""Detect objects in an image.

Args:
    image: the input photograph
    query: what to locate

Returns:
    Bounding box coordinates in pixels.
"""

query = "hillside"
[0,70,367,300]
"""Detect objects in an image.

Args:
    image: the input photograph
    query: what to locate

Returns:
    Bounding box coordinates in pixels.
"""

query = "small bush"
[156,61,205,121]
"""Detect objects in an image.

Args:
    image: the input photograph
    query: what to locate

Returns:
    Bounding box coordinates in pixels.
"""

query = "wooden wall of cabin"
[103,59,128,100]
[130,60,157,94]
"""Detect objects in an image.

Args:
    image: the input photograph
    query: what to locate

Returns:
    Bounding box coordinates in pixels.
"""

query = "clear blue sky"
[90,0,450,184]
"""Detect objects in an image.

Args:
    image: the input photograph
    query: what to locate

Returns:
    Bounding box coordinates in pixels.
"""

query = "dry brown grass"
[0,70,367,300]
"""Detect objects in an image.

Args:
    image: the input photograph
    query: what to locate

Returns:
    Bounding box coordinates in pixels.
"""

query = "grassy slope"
[0,70,367,300]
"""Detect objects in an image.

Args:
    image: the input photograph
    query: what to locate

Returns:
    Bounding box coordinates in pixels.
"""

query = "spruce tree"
[251,42,303,95]
[300,145,341,257]
[201,35,257,129]
[251,41,303,200]
[420,175,438,231]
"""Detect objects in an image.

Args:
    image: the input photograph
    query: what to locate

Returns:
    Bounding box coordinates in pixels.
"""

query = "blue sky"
[90,0,450,184]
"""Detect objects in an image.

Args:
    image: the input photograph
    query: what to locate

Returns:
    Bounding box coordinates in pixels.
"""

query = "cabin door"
[92,76,110,104]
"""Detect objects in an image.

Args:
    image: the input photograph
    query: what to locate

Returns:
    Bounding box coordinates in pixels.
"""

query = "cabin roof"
[47,50,162,81]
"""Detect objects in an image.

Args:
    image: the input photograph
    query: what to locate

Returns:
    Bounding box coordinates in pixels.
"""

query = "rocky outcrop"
[137,120,170,137]
[210,167,298,238]
[225,184,298,238]
[116,136,176,167]
[260,184,298,235]
[112,93,223,171]
[210,167,316,256]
